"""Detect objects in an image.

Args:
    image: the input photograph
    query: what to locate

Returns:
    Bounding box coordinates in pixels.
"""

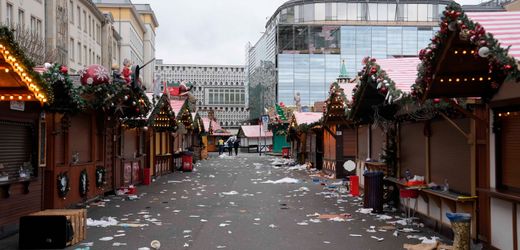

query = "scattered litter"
[137,248,150,250]
[200,219,208,222]
[219,223,230,227]
[288,164,307,171]
[216,246,227,249]
[393,231,399,237]
[209,175,215,178]
[318,213,351,220]
[356,208,373,214]
[189,215,200,218]
[349,234,363,237]
[168,180,182,183]
[371,236,384,242]
[309,218,321,223]
[183,243,189,247]
[376,214,393,220]
[112,242,127,247]
[221,191,239,195]
[80,242,94,246]
[261,177,300,184]
[183,230,192,234]
[403,242,440,250]
[254,218,261,221]
[113,234,125,237]
[268,224,278,228]
[367,226,377,233]
[323,241,331,244]
[99,236,114,241]
[419,237,440,244]
[389,219,408,226]
[297,221,309,226]
[306,213,320,217]
[401,228,420,233]
[87,217,118,227]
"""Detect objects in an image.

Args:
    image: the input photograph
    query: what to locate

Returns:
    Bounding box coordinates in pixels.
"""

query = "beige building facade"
[93,0,158,91]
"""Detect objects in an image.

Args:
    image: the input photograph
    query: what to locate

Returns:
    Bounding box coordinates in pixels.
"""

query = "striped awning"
[467,11,520,60]
[375,57,420,93]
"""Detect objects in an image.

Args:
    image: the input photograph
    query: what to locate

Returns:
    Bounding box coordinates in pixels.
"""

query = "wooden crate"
[29,209,87,246]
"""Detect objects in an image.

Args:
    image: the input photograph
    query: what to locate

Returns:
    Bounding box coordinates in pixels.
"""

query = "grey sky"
[132,0,488,65]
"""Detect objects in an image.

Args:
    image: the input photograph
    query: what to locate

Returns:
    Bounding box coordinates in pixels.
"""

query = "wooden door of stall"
[122,128,141,186]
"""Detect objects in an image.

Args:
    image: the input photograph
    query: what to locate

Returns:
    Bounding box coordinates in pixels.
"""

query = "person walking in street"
[225,137,235,156]
[233,137,240,156]
[218,138,224,155]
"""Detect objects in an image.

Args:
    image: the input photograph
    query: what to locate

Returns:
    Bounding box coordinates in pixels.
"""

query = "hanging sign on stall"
[261,115,269,132]
[10,101,25,111]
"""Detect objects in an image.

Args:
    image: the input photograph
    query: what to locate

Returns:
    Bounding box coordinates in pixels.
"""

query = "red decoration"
[80,64,110,85]
[379,87,388,94]
[60,65,68,74]
[370,66,377,74]
[504,64,512,70]
[433,98,441,104]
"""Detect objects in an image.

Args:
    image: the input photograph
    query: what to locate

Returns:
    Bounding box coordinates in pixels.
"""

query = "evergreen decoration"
[57,171,70,199]
[83,80,151,119]
[42,64,85,114]
[79,169,89,197]
[275,104,287,121]
[324,81,349,119]
[380,126,398,177]
[95,167,106,188]
[412,2,520,99]
[0,26,51,102]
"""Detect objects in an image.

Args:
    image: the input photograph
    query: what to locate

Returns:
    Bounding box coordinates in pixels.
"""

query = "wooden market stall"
[142,93,176,178]
[202,116,231,152]
[191,112,207,162]
[408,4,520,247]
[0,27,50,238]
[321,62,357,179]
[288,112,323,167]
[237,125,273,153]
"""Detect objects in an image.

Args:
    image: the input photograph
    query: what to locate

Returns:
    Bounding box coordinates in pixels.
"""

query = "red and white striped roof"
[240,125,273,138]
[467,11,520,60]
[293,112,322,126]
[375,57,420,93]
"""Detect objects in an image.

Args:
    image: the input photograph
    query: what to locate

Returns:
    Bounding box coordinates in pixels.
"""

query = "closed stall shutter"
[0,121,32,177]
[343,128,356,157]
[399,122,426,177]
[500,113,520,190]
[371,126,385,160]
[430,118,470,194]
[357,126,368,161]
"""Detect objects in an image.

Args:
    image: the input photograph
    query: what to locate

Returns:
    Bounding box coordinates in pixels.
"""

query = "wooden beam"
[439,112,470,140]
[423,31,457,102]
[444,98,488,125]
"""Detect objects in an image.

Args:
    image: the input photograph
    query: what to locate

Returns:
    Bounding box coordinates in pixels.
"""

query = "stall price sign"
[10,101,25,111]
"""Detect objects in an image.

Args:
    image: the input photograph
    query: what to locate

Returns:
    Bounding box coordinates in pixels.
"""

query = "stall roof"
[240,125,273,138]
[467,11,520,60]
[201,117,231,136]
[170,99,186,117]
[338,83,355,101]
[293,112,323,126]
[376,57,420,93]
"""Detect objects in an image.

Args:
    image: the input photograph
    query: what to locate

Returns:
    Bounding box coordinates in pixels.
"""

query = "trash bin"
[363,171,384,213]
[282,147,290,158]
[182,151,193,172]
[446,213,471,250]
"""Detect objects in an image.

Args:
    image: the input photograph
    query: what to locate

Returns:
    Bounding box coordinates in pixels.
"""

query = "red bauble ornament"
[60,65,68,74]
[370,66,377,74]
[80,64,110,85]
[380,87,388,94]
[136,108,140,113]
[433,98,441,104]
[504,64,512,70]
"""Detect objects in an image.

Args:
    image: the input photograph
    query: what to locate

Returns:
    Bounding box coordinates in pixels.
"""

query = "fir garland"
[412,2,520,99]
[42,64,85,114]
[324,81,349,118]
[57,171,70,199]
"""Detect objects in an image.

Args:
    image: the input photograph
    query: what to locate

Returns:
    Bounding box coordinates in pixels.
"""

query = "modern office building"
[247,0,455,117]
[155,60,249,131]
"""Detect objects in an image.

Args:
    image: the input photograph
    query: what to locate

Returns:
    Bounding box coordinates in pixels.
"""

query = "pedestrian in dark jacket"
[233,138,240,156]
[225,137,234,156]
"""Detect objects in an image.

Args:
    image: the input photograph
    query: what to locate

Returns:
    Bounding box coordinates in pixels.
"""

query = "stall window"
[0,121,34,177]
[70,114,92,163]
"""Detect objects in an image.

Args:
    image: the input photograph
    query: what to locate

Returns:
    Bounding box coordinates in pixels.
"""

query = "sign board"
[10,101,25,111]
[261,115,269,132]
[343,160,356,172]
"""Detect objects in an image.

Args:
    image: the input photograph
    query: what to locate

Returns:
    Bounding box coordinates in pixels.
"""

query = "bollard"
[446,212,471,250]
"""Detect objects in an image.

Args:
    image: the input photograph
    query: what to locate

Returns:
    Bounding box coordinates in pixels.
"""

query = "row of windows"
[160,74,245,81]
[161,79,245,87]
[69,38,101,66]
[199,106,247,112]
[5,3,42,37]
[157,66,244,72]
[207,89,246,105]
[69,1,102,44]
[275,2,446,24]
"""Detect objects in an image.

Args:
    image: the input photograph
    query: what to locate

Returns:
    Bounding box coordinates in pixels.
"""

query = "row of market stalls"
[287,4,520,249]
[0,26,219,238]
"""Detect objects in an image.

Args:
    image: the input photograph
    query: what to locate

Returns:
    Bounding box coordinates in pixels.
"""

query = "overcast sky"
[132,0,487,66]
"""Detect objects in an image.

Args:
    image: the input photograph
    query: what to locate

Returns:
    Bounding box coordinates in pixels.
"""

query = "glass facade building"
[247,0,451,111]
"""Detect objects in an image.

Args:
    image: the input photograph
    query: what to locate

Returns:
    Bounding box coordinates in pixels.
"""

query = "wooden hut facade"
[288,112,323,167]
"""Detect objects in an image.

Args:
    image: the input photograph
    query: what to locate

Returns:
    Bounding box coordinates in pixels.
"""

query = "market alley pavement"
[3,153,448,250]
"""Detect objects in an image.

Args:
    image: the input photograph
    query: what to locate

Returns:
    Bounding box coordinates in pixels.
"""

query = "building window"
[88,15,91,36]
[69,0,74,24]
[17,9,25,28]
[83,10,87,32]
[77,6,81,28]
[83,45,87,65]
[78,42,82,63]
[70,38,74,61]
[6,3,13,25]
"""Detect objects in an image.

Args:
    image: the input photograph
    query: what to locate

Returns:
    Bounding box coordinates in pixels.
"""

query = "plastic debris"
[371,236,384,242]
[221,191,239,195]
[349,234,363,237]
[261,177,300,184]
[112,242,127,247]
[87,217,118,227]
[99,236,114,241]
